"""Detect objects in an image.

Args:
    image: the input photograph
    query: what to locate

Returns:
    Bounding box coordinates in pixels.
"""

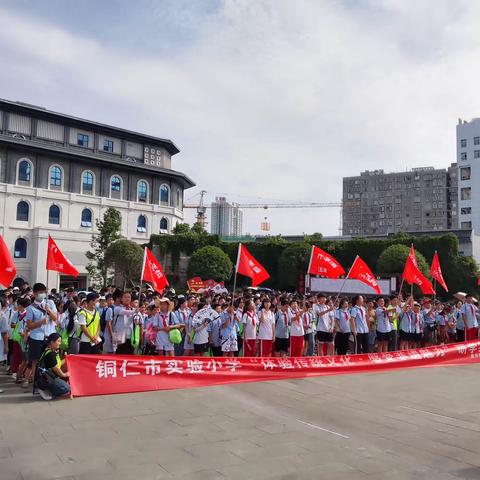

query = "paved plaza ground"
[1,364,480,480]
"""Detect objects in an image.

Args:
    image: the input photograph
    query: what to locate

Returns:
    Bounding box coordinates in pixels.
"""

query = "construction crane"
[184,191,342,229]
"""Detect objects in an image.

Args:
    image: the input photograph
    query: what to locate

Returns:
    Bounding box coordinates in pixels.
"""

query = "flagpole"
[333,255,358,305]
[231,243,242,305]
[140,247,147,288]
[398,277,405,296]
[433,278,437,302]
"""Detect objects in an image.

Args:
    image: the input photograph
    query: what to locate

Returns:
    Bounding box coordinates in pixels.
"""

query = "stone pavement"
[1,364,480,480]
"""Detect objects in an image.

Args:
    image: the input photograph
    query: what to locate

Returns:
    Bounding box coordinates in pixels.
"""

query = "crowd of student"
[0,281,479,401]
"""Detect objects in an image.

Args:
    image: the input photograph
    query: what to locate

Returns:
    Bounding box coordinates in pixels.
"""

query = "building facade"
[210,196,243,237]
[0,99,194,288]
[456,117,480,232]
[342,166,457,236]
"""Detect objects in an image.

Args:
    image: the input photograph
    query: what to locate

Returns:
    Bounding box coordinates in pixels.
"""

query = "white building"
[0,99,195,289]
[210,196,243,237]
[457,118,480,232]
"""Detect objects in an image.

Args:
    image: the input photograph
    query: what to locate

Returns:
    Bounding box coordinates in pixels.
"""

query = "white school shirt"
[335,308,351,333]
[258,309,275,340]
[461,303,479,329]
[314,304,331,332]
[192,308,213,344]
[303,311,314,335]
[351,306,368,334]
[242,311,259,340]
[289,308,304,337]
[112,305,136,343]
[375,307,392,333]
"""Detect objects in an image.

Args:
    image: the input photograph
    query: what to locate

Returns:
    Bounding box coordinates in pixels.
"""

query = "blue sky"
[1,0,480,235]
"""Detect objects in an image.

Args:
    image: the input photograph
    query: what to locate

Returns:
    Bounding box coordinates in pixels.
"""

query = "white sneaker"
[38,389,53,401]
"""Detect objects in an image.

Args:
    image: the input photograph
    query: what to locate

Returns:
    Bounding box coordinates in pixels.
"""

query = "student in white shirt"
[315,294,336,356]
[302,301,315,356]
[375,297,392,353]
[350,295,369,354]
[192,302,212,356]
[334,298,351,355]
[242,300,259,357]
[289,299,304,357]
[258,299,275,357]
[112,292,137,354]
[461,295,479,341]
[152,298,182,356]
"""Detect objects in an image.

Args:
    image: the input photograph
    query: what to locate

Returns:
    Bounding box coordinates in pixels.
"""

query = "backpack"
[100,305,114,333]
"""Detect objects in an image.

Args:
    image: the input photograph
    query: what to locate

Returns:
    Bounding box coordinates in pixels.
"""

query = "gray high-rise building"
[342,166,458,236]
[210,196,243,237]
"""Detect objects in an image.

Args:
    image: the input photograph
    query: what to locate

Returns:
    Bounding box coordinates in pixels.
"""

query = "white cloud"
[1,0,480,235]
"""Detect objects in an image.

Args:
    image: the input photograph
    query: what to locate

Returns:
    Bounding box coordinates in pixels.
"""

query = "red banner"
[187,277,227,293]
[66,340,480,398]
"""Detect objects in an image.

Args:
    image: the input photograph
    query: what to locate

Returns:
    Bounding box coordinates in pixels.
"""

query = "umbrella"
[453,292,478,302]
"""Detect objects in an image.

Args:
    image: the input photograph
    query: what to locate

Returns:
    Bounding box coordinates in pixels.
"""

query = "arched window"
[14,238,27,259]
[16,201,29,222]
[49,165,62,189]
[81,208,92,227]
[160,217,168,233]
[137,215,147,233]
[110,175,122,199]
[48,205,60,225]
[137,180,148,202]
[18,160,32,184]
[81,171,94,195]
[160,184,170,205]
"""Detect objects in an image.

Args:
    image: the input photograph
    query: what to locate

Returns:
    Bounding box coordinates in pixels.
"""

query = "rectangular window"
[461,207,472,215]
[77,133,89,147]
[461,221,472,229]
[461,187,471,200]
[460,167,471,180]
[461,152,467,161]
[103,139,114,153]
[475,136,480,145]
[475,150,480,158]
[461,139,467,148]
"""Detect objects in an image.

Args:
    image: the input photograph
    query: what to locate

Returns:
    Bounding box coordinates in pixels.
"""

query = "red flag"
[430,251,448,293]
[236,243,270,287]
[347,256,381,294]
[0,235,16,287]
[307,246,345,278]
[141,247,168,292]
[46,236,78,277]
[402,244,418,283]
[403,255,435,295]
[408,244,418,267]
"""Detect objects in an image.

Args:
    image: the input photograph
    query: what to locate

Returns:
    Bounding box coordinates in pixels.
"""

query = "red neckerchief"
[246,311,256,327]
[283,312,288,327]
[160,313,168,328]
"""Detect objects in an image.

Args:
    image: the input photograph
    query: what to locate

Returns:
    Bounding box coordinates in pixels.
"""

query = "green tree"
[277,242,311,290]
[305,232,323,243]
[187,246,233,282]
[104,239,144,289]
[376,244,429,276]
[86,207,122,286]
[172,223,191,235]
